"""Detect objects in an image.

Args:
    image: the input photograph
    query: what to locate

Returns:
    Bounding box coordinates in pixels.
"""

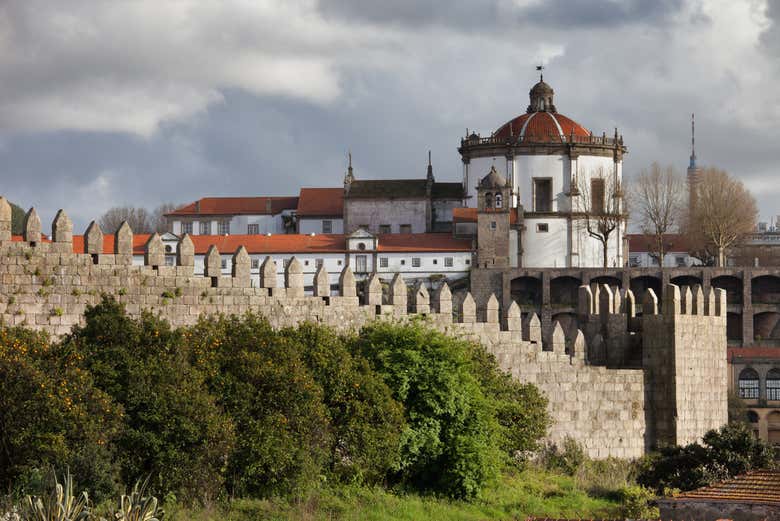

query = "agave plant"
[21,469,91,521]
[110,479,161,521]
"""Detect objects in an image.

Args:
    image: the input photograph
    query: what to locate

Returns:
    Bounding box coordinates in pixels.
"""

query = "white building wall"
[298,218,344,234]
[522,217,569,268]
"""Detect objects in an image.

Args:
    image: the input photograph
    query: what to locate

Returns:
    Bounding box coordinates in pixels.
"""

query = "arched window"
[495,193,503,209]
[767,369,780,401]
[747,410,759,423]
[485,192,493,208]
[739,368,760,399]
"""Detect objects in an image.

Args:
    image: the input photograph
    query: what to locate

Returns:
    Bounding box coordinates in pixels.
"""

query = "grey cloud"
[519,0,686,28]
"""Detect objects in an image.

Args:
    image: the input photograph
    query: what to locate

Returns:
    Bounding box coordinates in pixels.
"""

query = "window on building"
[738,368,760,399]
[590,178,605,214]
[432,259,438,265]
[748,410,760,424]
[444,257,453,267]
[379,257,388,268]
[218,220,230,235]
[337,260,343,266]
[247,223,259,235]
[767,369,780,401]
[534,178,552,212]
[322,220,332,234]
[304,260,309,266]
[675,256,687,267]
[199,221,210,235]
[401,259,406,266]
[412,257,421,267]
[491,221,496,230]
[165,256,175,267]
[399,224,412,234]
[251,259,259,269]
[220,259,227,269]
[536,223,549,233]
[629,255,641,268]
[379,224,391,234]
[465,259,470,265]
[355,255,367,273]
[485,192,493,209]
[315,258,324,269]
[495,193,502,208]
[181,221,193,235]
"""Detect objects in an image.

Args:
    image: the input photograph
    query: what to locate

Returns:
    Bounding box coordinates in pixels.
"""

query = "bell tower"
[476,165,511,268]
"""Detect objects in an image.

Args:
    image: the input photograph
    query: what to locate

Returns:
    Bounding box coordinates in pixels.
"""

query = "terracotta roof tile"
[494,112,590,142]
[166,197,299,216]
[666,469,780,506]
[296,188,344,217]
[346,180,464,200]
[376,233,472,253]
[728,347,780,362]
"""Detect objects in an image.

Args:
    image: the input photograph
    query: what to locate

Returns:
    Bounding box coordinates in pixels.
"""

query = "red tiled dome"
[494,112,590,143]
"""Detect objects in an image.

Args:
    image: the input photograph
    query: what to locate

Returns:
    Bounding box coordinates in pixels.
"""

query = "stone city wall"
[0,199,729,458]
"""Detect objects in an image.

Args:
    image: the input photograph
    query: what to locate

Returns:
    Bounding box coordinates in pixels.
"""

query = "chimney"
[266,198,273,214]
[195,200,200,213]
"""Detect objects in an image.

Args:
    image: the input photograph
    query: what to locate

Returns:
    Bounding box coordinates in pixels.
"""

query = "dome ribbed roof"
[494,111,590,143]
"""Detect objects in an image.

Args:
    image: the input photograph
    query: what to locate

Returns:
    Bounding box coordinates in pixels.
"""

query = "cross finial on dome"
[536,64,544,82]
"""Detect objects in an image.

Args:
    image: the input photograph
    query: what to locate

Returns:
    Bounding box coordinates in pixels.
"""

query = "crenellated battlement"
[0,198,728,458]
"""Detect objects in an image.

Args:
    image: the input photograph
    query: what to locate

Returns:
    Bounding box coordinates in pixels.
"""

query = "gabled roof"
[166,196,299,216]
[662,469,780,506]
[296,188,343,217]
[346,179,463,200]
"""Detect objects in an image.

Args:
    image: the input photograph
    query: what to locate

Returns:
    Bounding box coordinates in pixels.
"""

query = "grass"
[163,468,627,521]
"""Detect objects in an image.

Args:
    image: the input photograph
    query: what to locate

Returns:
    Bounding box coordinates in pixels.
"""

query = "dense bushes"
[356,321,549,498]
[637,422,776,493]
[0,297,550,503]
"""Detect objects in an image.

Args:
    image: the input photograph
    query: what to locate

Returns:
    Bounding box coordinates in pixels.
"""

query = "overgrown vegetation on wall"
[0,297,550,504]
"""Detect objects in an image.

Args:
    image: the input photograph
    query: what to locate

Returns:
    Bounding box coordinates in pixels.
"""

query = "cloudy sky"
[0,0,778,230]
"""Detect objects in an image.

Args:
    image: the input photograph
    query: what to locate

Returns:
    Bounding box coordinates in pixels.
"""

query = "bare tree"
[99,206,152,234]
[688,167,757,267]
[151,203,179,233]
[576,167,627,268]
[631,163,686,265]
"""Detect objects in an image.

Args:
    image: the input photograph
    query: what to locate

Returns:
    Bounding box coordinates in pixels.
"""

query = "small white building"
[626,234,700,268]
[166,196,299,236]
[295,187,344,234]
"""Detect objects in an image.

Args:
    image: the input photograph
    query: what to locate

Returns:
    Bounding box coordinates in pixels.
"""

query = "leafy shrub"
[65,298,235,501]
[354,321,548,499]
[110,478,162,521]
[279,324,405,484]
[616,485,658,519]
[184,314,331,498]
[539,437,586,476]
[0,326,120,501]
[637,422,776,493]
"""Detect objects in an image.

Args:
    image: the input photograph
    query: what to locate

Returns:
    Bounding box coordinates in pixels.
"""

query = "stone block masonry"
[0,200,729,458]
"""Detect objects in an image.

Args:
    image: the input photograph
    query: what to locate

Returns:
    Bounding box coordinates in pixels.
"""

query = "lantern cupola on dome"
[527,78,556,113]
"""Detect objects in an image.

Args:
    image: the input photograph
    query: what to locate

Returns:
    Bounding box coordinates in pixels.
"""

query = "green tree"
[65,298,235,501]
[184,314,331,498]
[0,325,121,500]
[355,321,525,498]
[638,422,776,493]
[280,323,405,485]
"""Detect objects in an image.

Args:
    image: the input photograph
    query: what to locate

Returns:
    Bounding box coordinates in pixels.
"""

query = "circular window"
[358,243,366,251]
[165,245,173,253]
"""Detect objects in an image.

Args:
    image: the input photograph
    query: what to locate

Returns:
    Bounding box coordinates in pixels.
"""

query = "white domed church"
[458,74,627,268]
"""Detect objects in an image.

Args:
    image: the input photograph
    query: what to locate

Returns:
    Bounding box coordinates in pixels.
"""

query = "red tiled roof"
[166,197,299,216]
[667,469,780,506]
[296,188,343,217]
[728,347,780,362]
[627,234,692,254]
[376,233,472,253]
[494,112,590,143]
[452,207,519,225]
[189,234,347,254]
[71,234,152,255]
